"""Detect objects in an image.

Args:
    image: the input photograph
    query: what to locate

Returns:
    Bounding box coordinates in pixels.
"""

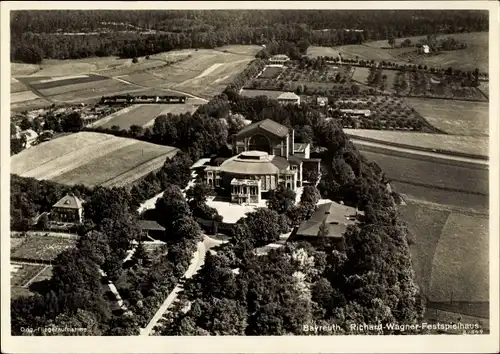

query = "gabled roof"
[139,220,166,231]
[235,119,290,139]
[52,193,83,210]
[297,202,363,238]
[277,92,300,100]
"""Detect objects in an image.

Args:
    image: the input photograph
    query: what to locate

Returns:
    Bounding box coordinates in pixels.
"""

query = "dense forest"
[11,10,488,63]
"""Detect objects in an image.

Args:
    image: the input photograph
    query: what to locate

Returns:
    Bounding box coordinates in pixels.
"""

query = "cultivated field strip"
[94,60,167,77]
[10,78,30,93]
[30,74,108,91]
[100,150,178,187]
[344,129,489,157]
[11,132,112,175]
[23,138,137,180]
[429,212,489,302]
[51,141,176,187]
[39,78,137,97]
[119,72,167,87]
[99,104,175,129]
[11,91,40,103]
[49,83,143,103]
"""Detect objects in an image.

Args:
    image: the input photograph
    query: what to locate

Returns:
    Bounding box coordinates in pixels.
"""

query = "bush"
[132,57,139,63]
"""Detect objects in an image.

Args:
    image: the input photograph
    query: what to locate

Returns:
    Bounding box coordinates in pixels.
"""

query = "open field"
[364,32,488,72]
[344,129,488,157]
[11,78,30,93]
[336,44,396,61]
[27,74,108,91]
[429,212,488,302]
[11,132,178,187]
[39,78,139,98]
[214,45,261,56]
[240,89,287,99]
[11,236,77,262]
[306,46,341,58]
[10,98,53,112]
[358,147,488,196]
[405,98,489,136]
[399,201,489,318]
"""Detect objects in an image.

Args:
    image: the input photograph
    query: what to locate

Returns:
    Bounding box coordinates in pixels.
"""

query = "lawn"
[11,132,178,188]
[11,236,77,262]
[405,97,489,136]
[259,67,284,79]
[429,212,489,303]
[344,129,488,157]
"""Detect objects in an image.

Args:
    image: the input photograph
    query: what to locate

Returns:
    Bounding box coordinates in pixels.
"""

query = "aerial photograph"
[6,6,494,342]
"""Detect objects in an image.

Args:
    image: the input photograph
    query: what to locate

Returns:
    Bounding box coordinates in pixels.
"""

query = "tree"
[61,112,83,132]
[186,182,213,209]
[388,36,396,48]
[266,183,296,214]
[243,208,284,247]
[37,213,50,231]
[131,240,151,268]
[20,117,32,131]
[301,185,320,205]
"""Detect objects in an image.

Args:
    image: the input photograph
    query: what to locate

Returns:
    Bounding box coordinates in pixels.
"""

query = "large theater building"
[203,119,321,205]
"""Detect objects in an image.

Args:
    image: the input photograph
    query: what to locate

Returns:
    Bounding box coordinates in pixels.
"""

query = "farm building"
[290,201,364,248]
[339,109,371,117]
[51,193,84,224]
[277,92,301,106]
[201,119,320,205]
[269,54,290,65]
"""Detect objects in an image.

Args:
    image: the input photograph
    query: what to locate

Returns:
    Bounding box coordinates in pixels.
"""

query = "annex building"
[202,119,320,205]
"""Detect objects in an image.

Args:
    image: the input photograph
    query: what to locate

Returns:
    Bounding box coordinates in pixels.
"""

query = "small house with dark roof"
[290,201,364,248]
[139,219,166,240]
[51,193,84,224]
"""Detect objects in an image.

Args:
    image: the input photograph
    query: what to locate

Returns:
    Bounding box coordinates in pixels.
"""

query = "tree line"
[11,10,487,63]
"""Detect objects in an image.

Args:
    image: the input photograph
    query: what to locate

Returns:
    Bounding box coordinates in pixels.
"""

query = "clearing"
[344,129,488,157]
[11,132,178,188]
[405,98,489,136]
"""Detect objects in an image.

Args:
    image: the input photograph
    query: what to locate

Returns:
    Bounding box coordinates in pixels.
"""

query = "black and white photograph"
[1,1,499,353]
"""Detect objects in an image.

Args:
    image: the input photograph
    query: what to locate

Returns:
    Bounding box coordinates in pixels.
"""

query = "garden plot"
[11,236,77,262]
[351,67,371,84]
[258,66,284,79]
[406,98,489,136]
[11,263,48,287]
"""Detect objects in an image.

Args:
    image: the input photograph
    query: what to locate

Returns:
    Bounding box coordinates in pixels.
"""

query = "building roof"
[294,143,308,153]
[236,119,290,139]
[52,193,83,210]
[20,129,38,140]
[277,92,300,100]
[296,202,363,238]
[139,220,166,231]
[190,158,211,170]
[340,109,371,115]
[219,151,291,175]
[270,54,290,60]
